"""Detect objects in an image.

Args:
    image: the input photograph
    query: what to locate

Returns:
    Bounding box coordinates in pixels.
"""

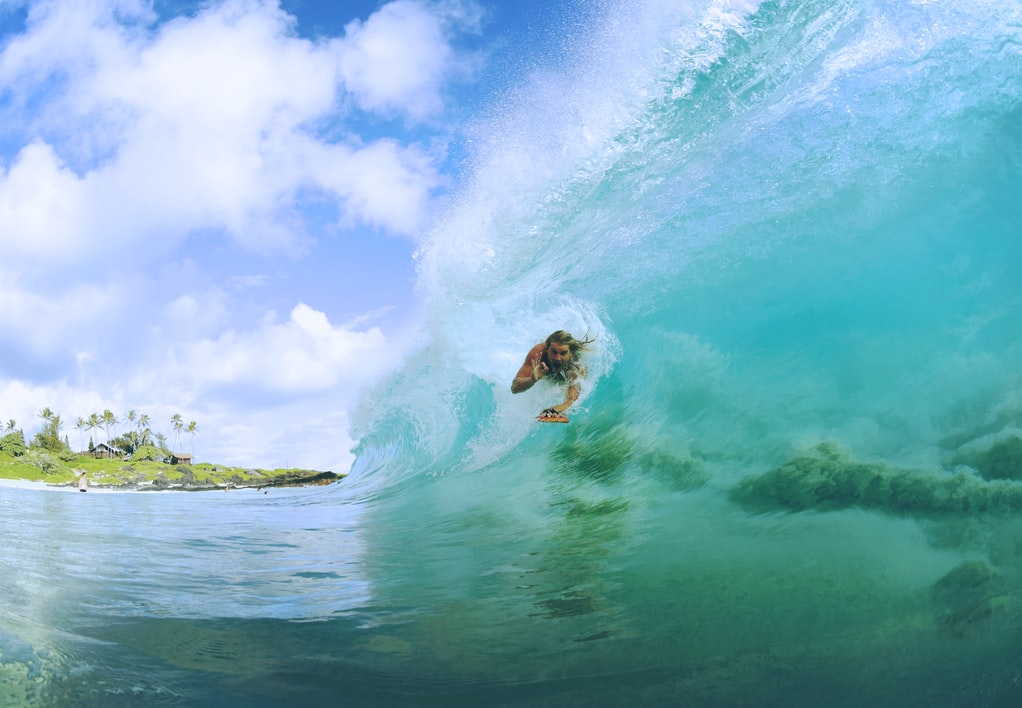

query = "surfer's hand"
[531,353,548,381]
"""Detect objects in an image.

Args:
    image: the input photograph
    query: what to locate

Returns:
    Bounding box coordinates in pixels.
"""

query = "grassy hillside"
[0,452,340,490]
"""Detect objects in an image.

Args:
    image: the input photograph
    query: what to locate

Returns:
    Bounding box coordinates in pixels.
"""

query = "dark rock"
[252,471,340,488]
[952,434,1022,481]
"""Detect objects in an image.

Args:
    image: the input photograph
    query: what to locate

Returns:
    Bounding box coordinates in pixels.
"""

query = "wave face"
[340,0,1022,703]
[355,0,1022,489]
[3,1,1022,706]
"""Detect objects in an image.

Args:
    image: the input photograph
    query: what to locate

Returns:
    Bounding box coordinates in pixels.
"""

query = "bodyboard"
[536,412,570,424]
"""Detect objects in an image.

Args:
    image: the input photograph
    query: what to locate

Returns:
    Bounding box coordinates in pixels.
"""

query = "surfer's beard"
[549,361,574,380]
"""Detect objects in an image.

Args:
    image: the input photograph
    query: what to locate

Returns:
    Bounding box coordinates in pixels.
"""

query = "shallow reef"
[551,405,708,490]
[951,433,1022,482]
[931,559,1008,637]
[731,442,1022,515]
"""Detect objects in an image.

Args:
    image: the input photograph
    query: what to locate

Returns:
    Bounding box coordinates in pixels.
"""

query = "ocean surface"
[4,0,1022,705]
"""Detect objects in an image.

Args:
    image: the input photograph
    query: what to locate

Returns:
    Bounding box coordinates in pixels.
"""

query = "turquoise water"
[4,0,1022,705]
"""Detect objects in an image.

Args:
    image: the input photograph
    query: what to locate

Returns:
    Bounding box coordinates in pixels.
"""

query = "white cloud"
[0,0,473,276]
[306,137,444,234]
[163,302,402,394]
[336,0,481,122]
[0,141,87,263]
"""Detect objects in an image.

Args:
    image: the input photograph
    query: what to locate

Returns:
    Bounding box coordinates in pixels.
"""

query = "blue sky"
[0,0,586,470]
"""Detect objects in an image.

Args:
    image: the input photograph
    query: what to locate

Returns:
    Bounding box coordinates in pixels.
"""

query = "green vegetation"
[0,430,26,456]
[0,449,335,489]
[0,407,338,490]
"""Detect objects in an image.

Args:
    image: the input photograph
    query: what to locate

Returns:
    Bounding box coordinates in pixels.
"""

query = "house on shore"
[171,453,192,466]
[90,442,124,459]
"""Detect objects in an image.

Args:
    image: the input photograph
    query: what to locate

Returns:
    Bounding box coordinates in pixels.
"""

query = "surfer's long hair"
[545,330,596,356]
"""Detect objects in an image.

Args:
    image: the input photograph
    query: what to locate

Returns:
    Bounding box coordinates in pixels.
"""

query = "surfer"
[512,330,594,420]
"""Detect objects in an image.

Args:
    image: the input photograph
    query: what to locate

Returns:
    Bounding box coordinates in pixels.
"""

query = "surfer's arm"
[511,370,535,393]
[554,366,587,411]
[547,382,580,414]
[511,345,547,393]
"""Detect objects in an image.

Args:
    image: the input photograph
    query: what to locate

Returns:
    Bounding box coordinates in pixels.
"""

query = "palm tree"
[75,417,87,452]
[37,408,58,442]
[120,430,138,454]
[102,409,118,443]
[87,413,101,447]
[137,413,152,446]
[49,414,63,441]
[6,419,16,433]
[171,414,183,452]
[185,420,198,458]
[125,409,137,433]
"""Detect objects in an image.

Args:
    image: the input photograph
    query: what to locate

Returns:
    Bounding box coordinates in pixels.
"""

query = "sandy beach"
[0,478,60,490]
[0,477,159,493]
[0,477,226,493]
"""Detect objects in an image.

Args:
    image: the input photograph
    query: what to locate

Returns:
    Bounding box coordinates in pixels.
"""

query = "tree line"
[0,408,199,463]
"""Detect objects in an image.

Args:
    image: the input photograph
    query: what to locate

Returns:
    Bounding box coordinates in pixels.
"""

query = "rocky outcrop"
[246,471,341,489]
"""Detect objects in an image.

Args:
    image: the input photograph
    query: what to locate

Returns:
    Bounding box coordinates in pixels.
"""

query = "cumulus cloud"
[306,137,442,234]
[336,0,482,122]
[168,302,401,394]
[0,0,474,273]
[0,141,87,263]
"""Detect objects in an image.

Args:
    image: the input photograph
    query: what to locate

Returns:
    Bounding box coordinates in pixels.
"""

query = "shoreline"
[0,470,345,493]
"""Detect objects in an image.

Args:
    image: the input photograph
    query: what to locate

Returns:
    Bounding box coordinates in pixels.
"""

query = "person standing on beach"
[78,471,88,493]
[511,330,594,417]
